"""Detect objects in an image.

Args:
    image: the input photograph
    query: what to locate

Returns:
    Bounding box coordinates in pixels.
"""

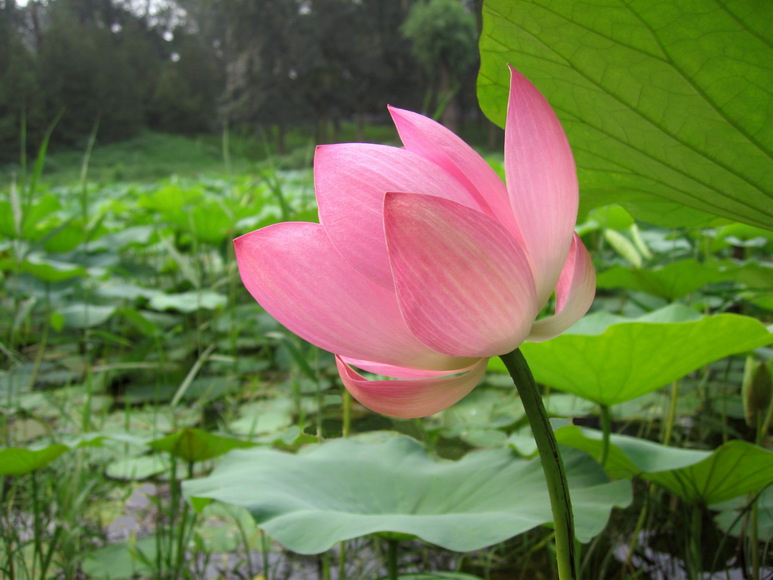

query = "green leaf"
[0,434,109,475]
[184,435,631,553]
[147,428,256,463]
[714,485,773,541]
[81,535,163,579]
[556,426,773,505]
[510,305,772,406]
[148,290,227,313]
[478,0,773,229]
[106,455,171,480]
[596,259,739,300]
[15,254,89,282]
[0,444,70,475]
[57,303,117,329]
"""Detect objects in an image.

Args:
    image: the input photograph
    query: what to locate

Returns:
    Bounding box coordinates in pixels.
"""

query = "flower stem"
[499,348,578,580]
[599,404,611,468]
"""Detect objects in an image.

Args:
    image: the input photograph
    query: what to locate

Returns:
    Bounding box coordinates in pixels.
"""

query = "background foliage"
[0,0,486,163]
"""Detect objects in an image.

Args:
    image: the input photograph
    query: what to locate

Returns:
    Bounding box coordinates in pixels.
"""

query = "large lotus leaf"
[512,304,772,406]
[556,426,773,505]
[596,260,739,300]
[184,435,631,554]
[147,428,256,463]
[478,0,773,229]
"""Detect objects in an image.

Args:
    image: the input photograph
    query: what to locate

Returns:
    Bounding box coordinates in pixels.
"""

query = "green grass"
[0,119,497,187]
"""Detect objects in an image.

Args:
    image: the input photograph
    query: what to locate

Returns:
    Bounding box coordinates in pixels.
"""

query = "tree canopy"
[0,0,483,163]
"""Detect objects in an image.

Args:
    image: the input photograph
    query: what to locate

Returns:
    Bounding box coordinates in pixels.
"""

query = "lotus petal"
[505,67,578,302]
[234,223,463,371]
[528,234,596,342]
[315,144,483,288]
[388,105,519,237]
[385,192,538,358]
[337,357,489,418]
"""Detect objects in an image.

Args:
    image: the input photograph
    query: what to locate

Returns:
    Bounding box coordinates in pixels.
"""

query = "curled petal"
[528,234,596,342]
[388,106,520,237]
[505,66,578,302]
[339,357,464,380]
[337,356,488,418]
[385,192,538,358]
[234,223,462,371]
[315,144,483,288]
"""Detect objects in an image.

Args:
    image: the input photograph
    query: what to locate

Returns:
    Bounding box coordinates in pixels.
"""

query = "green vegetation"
[0,130,771,579]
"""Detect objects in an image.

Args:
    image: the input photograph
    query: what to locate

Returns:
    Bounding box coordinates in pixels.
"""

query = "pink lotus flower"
[235,67,595,419]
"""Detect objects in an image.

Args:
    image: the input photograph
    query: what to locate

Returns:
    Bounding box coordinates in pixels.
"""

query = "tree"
[37,0,145,145]
[401,0,477,131]
[0,1,46,162]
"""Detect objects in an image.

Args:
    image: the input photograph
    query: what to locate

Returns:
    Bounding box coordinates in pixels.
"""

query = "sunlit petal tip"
[527,234,596,342]
[337,356,488,419]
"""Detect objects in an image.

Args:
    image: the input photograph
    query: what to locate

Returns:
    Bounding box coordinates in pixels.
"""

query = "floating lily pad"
[556,426,773,505]
[184,435,631,554]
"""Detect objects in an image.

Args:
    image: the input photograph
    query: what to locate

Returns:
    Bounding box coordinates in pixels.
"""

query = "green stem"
[342,389,352,438]
[599,404,611,468]
[387,539,399,580]
[338,541,347,579]
[688,504,702,580]
[499,349,577,580]
[662,380,679,446]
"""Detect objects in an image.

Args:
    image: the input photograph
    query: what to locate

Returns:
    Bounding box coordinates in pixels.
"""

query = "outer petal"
[388,106,520,238]
[337,356,488,418]
[527,234,596,342]
[315,144,483,288]
[339,357,459,380]
[384,192,539,358]
[234,222,464,371]
[505,66,578,303]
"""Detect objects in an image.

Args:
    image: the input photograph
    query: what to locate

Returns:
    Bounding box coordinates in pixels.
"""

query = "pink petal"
[337,356,489,418]
[384,192,539,358]
[505,66,578,303]
[528,234,596,342]
[315,143,483,288]
[388,106,520,238]
[234,223,466,371]
[339,357,459,380]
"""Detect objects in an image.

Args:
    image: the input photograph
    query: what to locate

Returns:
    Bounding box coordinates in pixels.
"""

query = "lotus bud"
[742,356,772,428]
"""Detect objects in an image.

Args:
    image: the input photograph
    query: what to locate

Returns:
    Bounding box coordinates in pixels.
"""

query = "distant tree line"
[0,0,481,163]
